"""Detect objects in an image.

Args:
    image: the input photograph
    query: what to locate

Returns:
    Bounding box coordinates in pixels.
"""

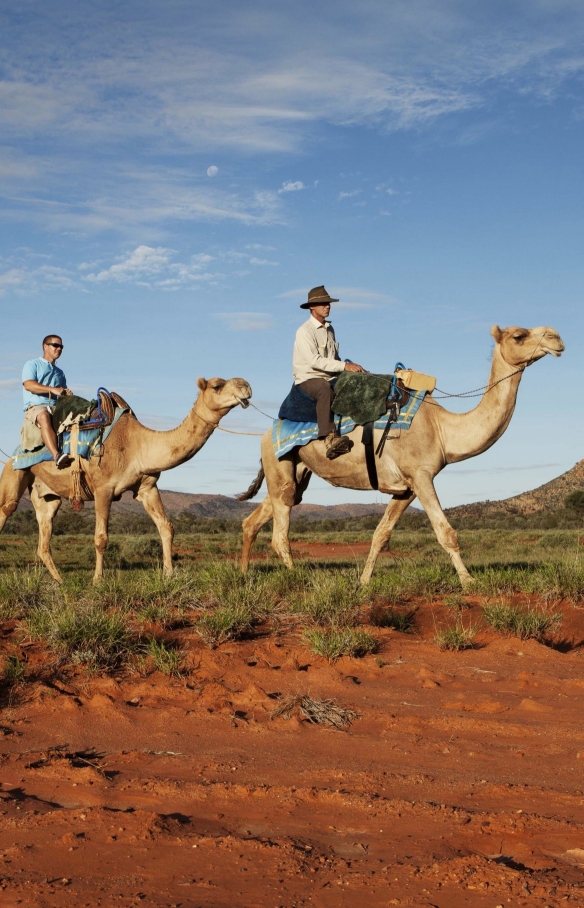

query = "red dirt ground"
[2,579,584,906]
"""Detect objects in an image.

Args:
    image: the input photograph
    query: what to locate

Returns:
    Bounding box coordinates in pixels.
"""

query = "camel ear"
[197,377,207,392]
[490,325,503,343]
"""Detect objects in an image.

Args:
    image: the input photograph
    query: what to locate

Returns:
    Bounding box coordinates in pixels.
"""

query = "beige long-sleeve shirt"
[293,315,346,384]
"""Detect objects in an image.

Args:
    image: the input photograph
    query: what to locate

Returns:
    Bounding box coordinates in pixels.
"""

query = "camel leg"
[241,495,274,572]
[359,491,416,585]
[413,475,473,587]
[0,461,30,533]
[30,485,63,583]
[135,478,174,576]
[93,489,114,584]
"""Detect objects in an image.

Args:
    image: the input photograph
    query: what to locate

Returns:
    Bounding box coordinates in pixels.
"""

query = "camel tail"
[237,464,265,501]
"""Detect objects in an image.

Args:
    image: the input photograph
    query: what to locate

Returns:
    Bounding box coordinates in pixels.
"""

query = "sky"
[0,0,582,508]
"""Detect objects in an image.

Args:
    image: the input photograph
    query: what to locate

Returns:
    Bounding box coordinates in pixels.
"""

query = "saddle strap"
[362,422,379,491]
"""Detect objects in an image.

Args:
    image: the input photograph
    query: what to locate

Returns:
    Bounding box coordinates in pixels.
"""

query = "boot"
[324,432,351,460]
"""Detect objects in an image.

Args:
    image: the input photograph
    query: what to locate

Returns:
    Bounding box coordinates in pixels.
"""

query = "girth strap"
[362,422,378,491]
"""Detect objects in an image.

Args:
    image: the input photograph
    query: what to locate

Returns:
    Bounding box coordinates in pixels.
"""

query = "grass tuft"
[196,604,254,648]
[434,617,476,651]
[145,638,183,676]
[26,603,134,668]
[3,654,25,684]
[369,605,416,632]
[482,601,562,641]
[304,626,377,661]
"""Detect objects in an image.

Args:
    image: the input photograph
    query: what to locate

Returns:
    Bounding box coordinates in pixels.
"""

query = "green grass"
[482,601,562,641]
[26,603,134,669]
[443,594,470,611]
[195,604,255,648]
[3,654,25,684]
[434,618,477,651]
[144,638,183,676]
[304,626,378,661]
[369,605,416,632]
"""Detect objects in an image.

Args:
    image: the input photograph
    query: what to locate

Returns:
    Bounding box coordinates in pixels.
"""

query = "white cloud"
[216,312,275,331]
[278,180,305,193]
[76,245,278,291]
[0,263,80,296]
[338,189,361,200]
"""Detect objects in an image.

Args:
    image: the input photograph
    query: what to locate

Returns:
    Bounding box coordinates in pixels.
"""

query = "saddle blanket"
[272,389,426,460]
[12,407,128,471]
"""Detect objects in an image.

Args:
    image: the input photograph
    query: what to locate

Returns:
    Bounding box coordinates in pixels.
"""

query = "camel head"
[491,325,565,368]
[196,376,252,417]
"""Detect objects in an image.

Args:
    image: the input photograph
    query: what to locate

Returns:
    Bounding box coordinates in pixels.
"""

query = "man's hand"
[344,362,366,373]
[61,388,73,397]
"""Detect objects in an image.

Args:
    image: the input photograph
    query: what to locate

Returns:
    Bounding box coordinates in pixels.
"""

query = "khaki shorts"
[24,405,52,426]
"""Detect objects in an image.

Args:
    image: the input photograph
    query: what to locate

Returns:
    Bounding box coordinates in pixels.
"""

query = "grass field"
[1,526,582,683]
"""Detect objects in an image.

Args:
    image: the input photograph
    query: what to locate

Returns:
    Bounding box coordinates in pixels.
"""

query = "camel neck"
[139,397,220,474]
[439,348,525,465]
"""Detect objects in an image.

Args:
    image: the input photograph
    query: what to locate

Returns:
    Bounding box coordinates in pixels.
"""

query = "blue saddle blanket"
[272,389,426,460]
[12,407,128,471]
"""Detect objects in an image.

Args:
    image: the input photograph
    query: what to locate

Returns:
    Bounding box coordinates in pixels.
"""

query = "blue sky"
[0,0,582,507]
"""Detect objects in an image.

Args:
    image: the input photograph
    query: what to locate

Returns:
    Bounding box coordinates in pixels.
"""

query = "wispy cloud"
[278,180,305,193]
[338,189,361,200]
[215,312,275,331]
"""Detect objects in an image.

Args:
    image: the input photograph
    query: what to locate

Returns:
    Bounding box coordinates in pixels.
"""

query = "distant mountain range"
[445,459,584,519]
[18,487,398,521]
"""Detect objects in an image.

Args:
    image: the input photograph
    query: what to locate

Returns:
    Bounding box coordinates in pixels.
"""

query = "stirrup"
[325,433,351,460]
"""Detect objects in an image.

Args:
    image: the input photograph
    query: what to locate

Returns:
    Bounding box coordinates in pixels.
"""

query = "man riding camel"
[22,334,72,468]
[293,286,366,459]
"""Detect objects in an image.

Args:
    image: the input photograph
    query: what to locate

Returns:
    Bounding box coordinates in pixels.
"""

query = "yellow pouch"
[395,368,436,393]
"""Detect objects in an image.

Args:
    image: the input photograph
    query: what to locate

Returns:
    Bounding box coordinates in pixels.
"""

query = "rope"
[216,425,264,436]
[249,401,278,420]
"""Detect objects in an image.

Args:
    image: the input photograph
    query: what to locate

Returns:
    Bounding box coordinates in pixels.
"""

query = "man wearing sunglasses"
[22,335,72,468]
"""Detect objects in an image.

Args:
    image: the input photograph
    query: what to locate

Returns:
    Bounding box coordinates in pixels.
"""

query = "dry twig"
[270,694,358,728]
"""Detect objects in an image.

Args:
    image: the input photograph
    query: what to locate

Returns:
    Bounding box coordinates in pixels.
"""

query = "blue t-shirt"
[22,358,67,411]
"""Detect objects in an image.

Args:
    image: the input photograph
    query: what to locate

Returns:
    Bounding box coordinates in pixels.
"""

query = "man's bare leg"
[35,410,59,459]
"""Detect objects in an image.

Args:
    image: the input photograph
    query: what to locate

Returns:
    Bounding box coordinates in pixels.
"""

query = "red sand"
[1,590,584,906]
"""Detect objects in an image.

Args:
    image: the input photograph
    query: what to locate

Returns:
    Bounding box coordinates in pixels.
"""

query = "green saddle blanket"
[52,394,97,434]
[332,372,394,424]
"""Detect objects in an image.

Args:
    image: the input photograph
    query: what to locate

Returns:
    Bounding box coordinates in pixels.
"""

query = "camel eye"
[211,381,225,392]
[513,332,527,342]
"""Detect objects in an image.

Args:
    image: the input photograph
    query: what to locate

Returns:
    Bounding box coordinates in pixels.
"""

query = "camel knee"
[1,499,19,519]
[95,531,108,554]
[437,523,459,552]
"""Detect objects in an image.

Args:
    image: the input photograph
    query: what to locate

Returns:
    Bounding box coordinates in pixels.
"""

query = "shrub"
[304,627,377,661]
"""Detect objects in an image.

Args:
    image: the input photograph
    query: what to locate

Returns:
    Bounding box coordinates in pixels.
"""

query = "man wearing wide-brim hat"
[293,285,366,459]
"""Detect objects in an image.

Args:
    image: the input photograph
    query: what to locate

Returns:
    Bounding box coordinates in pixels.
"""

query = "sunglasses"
[46,343,63,349]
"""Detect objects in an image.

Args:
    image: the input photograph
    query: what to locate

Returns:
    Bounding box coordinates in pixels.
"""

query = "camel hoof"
[460,575,474,590]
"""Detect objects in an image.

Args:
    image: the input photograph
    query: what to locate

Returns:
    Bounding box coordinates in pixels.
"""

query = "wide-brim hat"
[300,285,339,309]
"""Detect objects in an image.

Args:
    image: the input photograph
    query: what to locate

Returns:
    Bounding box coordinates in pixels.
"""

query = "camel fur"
[239,326,564,587]
[0,376,252,583]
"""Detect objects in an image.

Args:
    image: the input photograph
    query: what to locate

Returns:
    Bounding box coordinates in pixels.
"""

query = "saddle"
[52,387,133,434]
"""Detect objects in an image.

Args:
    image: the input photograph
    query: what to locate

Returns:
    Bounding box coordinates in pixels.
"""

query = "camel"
[239,325,564,587]
[0,376,252,583]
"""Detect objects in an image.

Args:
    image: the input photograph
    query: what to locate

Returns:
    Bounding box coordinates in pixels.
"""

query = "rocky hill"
[446,459,584,519]
[18,488,397,521]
